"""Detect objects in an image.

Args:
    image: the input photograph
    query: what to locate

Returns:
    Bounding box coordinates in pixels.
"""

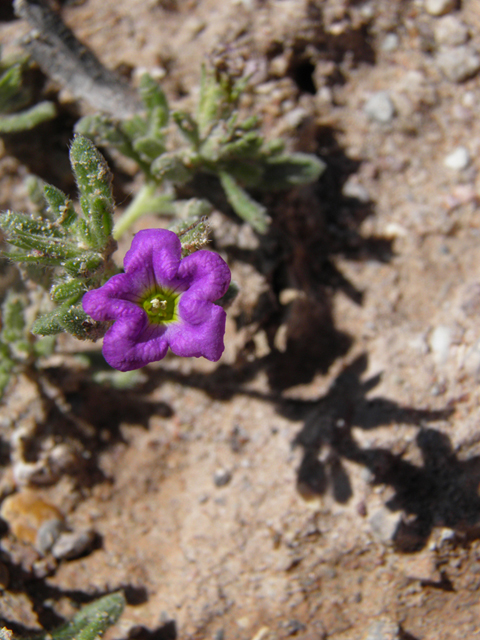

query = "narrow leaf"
[219,171,270,233]
[151,152,192,183]
[173,111,200,147]
[139,73,169,129]
[51,279,86,303]
[260,153,326,189]
[43,184,77,228]
[0,101,56,133]
[69,135,114,245]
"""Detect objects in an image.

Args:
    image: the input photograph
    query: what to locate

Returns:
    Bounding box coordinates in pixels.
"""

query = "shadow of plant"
[278,354,480,552]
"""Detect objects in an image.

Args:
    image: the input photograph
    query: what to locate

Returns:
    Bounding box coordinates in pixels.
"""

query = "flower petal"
[167,303,227,361]
[83,275,142,320]
[124,229,182,291]
[102,315,169,371]
[177,250,231,301]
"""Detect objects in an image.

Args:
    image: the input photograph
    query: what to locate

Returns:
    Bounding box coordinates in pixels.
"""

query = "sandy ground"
[2,0,480,638]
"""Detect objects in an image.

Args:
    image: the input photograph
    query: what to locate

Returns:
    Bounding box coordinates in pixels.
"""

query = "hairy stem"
[113,182,174,240]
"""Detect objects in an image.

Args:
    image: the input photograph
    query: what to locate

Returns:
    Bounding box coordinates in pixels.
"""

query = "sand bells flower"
[82,229,231,371]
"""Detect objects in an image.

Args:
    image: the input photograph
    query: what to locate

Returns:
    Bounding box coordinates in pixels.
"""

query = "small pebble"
[342,178,370,203]
[364,91,395,123]
[368,507,402,544]
[381,33,399,52]
[213,468,232,487]
[283,107,308,129]
[36,518,65,555]
[429,325,452,364]
[51,529,96,560]
[424,0,457,16]
[436,45,480,82]
[0,490,65,550]
[434,16,469,47]
[363,618,400,640]
[444,146,470,170]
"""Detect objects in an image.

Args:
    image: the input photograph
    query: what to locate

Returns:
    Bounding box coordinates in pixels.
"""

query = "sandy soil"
[2,0,480,638]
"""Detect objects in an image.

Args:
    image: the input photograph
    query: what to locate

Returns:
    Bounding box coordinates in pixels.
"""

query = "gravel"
[434,16,469,47]
[444,146,470,170]
[364,91,395,123]
[424,0,457,16]
[436,45,480,82]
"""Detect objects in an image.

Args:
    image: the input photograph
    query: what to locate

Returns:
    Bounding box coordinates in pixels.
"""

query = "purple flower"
[82,229,231,371]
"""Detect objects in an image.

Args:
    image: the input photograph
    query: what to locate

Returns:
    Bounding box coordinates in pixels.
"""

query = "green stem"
[112,182,174,240]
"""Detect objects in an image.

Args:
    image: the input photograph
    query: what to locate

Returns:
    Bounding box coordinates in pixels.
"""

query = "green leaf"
[132,136,166,162]
[217,131,263,161]
[69,135,115,246]
[32,303,91,340]
[1,210,64,238]
[151,152,192,183]
[5,230,81,260]
[75,114,141,164]
[219,171,270,233]
[0,64,25,112]
[121,114,148,141]
[32,307,65,336]
[1,294,25,344]
[169,215,211,255]
[43,185,78,228]
[0,101,56,133]
[197,65,229,138]
[260,153,326,189]
[51,279,86,303]
[173,111,200,147]
[44,592,125,640]
[62,252,103,278]
[139,73,169,129]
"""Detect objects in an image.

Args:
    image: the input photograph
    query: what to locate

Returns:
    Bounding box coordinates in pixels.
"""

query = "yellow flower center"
[141,289,179,324]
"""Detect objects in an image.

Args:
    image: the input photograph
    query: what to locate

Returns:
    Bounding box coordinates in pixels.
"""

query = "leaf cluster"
[76,66,325,233]
[0,135,118,341]
[0,46,56,134]
[1,592,125,640]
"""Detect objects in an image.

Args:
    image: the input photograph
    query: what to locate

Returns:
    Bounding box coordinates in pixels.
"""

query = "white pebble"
[342,178,370,203]
[429,325,452,364]
[364,91,395,123]
[381,33,400,52]
[425,0,457,17]
[444,146,470,170]
[436,45,480,83]
[434,16,469,47]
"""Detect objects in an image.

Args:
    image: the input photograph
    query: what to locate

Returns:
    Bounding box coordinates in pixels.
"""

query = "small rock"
[364,618,400,640]
[364,91,395,123]
[269,54,289,77]
[283,106,308,129]
[342,177,370,203]
[434,16,469,47]
[368,507,402,544]
[51,529,96,560]
[436,45,480,82]
[396,549,439,581]
[444,146,470,170]
[0,490,65,550]
[429,325,452,364]
[213,468,232,487]
[36,518,65,555]
[462,339,480,378]
[381,33,399,52]
[424,0,457,16]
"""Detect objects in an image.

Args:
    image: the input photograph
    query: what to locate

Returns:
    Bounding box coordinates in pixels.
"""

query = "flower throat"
[142,289,178,324]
